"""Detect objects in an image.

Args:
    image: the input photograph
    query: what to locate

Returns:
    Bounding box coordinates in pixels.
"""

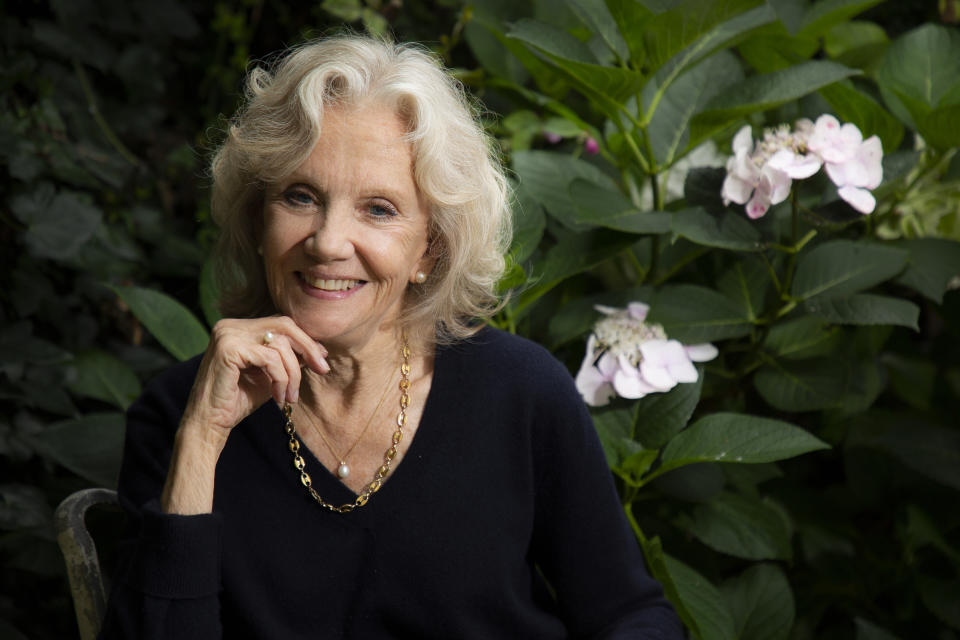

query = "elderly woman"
[101,35,683,639]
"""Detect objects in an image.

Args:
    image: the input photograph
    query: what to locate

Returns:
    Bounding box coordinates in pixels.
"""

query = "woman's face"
[260,103,433,349]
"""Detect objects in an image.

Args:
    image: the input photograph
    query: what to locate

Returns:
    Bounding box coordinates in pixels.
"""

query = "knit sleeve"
[98,359,224,640]
[528,349,685,640]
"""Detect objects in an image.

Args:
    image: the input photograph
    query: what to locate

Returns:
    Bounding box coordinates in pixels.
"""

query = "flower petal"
[722,173,754,205]
[746,192,769,219]
[638,341,679,391]
[838,185,876,214]
[732,125,753,155]
[627,302,650,321]
[685,343,719,362]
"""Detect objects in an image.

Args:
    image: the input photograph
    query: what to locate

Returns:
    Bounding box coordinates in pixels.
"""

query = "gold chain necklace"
[283,334,411,513]
[299,367,396,480]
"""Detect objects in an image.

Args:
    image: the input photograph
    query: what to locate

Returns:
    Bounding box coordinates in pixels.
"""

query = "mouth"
[297,272,365,292]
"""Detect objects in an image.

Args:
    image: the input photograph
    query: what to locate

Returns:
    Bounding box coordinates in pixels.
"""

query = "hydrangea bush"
[468,2,960,639]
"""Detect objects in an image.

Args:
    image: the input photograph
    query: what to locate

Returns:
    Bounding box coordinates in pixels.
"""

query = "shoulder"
[440,327,584,411]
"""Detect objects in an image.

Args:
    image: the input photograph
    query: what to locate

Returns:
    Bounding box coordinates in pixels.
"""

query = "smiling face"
[260,103,434,351]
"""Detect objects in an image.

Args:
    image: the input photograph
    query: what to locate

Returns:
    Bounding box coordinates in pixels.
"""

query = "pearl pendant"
[337,463,350,479]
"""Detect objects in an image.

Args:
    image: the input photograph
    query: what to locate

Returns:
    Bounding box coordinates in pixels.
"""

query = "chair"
[55,487,119,640]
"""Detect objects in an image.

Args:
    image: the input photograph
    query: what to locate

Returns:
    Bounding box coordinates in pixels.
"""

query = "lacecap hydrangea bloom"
[575,303,718,407]
[722,115,883,218]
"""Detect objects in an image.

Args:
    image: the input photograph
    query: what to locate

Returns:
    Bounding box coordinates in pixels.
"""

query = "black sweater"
[100,328,683,639]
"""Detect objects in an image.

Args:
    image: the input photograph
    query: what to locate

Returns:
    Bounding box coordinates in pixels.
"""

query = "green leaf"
[110,285,209,361]
[875,24,960,111]
[720,564,795,640]
[763,315,842,360]
[819,81,903,153]
[510,184,547,265]
[634,373,703,449]
[513,150,620,230]
[66,350,141,410]
[515,229,636,315]
[506,19,645,106]
[671,208,764,252]
[790,240,908,301]
[657,412,829,477]
[592,404,637,467]
[693,61,859,129]
[647,51,744,168]
[824,20,889,70]
[854,618,901,640]
[754,358,847,411]
[565,0,629,60]
[903,505,960,565]
[804,294,919,331]
[25,412,125,487]
[10,186,103,261]
[847,413,960,491]
[689,492,792,560]
[916,103,960,151]
[603,0,654,64]
[569,179,671,233]
[717,258,772,323]
[648,284,753,342]
[884,354,936,411]
[665,555,737,640]
[199,258,222,328]
[796,0,885,39]
[736,22,820,73]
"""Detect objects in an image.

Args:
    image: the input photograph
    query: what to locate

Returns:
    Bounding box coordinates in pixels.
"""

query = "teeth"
[307,277,359,291]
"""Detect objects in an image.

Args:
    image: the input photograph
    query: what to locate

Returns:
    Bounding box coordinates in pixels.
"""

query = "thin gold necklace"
[283,334,411,513]
[299,367,396,479]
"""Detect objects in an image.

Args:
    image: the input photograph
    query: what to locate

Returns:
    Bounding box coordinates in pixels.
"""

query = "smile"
[304,276,361,291]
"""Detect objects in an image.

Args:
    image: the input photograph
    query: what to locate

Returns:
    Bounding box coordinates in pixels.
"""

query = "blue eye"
[369,202,398,218]
[283,189,314,206]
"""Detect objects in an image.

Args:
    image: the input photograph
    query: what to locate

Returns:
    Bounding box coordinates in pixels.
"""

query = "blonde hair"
[210,35,511,345]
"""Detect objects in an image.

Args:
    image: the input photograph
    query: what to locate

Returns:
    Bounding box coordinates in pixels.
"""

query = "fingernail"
[319,357,330,373]
[290,388,299,404]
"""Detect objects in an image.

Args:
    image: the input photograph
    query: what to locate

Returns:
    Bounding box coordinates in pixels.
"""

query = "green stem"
[623,502,649,545]
[73,62,142,167]
[780,190,801,298]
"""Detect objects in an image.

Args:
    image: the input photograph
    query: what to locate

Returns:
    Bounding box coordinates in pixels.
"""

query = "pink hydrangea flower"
[721,124,821,219]
[808,115,883,214]
[575,303,718,407]
[584,137,599,155]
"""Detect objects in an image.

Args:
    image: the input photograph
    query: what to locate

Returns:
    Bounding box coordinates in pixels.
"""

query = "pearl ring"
[262,330,275,345]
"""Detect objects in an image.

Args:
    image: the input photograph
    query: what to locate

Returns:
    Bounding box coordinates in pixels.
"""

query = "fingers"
[258,332,302,404]
[272,316,330,375]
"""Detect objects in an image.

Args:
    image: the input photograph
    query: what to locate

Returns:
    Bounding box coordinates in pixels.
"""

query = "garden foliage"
[2,1,959,639]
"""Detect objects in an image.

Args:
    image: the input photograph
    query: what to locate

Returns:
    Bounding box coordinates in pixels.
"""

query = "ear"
[410,237,439,283]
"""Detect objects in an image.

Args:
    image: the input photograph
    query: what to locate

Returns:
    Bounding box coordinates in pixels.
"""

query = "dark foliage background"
[1,1,957,639]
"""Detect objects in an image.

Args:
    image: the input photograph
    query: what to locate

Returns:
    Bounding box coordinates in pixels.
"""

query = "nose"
[304,203,355,261]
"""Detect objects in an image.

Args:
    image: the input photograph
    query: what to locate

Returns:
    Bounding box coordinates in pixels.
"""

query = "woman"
[101,35,683,639]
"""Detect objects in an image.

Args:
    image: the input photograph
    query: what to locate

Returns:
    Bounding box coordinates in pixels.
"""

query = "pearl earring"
[415,271,427,283]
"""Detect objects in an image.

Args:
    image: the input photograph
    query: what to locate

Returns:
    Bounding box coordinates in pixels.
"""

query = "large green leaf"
[671,208,764,252]
[720,564,795,640]
[26,412,125,487]
[647,51,743,168]
[823,20,889,70]
[66,349,141,410]
[510,183,547,264]
[569,179,671,233]
[664,555,737,640]
[753,358,847,411]
[591,404,638,468]
[763,315,842,360]
[790,240,908,301]
[506,19,646,106]
[514,229,636,315]
[644,7,771,133]
[648,284,753,342]
[565,0,629,60]
[717,257,772,323]
[688,492,792,560]
[513,150,620,230]
[693,61,859,130]
[634,373,703,449]
[875,24,960,111]
[893,238,960,304]
[110,285,210,361]
[796,0,885,39]
[10,185,103,262]
[819,81,903,153]
[657,412,829,478]
[847,413,960,491]
[804,294,919,330]
[916,103,960,151]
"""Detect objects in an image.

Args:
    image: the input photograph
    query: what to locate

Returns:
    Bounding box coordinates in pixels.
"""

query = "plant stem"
[781,189,801,298]
[73,62,142,168]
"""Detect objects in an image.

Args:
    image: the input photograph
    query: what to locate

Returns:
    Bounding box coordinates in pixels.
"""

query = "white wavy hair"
[210,35,511,344]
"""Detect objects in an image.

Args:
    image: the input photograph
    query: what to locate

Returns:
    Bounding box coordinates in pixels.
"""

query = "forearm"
[161,421,228,515]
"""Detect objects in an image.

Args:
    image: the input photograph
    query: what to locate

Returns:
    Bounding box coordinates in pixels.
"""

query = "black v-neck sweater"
[100,328,683,639]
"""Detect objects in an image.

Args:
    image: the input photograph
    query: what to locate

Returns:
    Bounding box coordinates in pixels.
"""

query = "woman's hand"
[182,317,329,439]
[162,316,328,515]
